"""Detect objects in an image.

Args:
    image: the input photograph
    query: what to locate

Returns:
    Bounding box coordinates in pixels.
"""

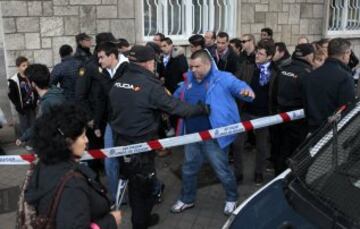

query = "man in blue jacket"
[171,50,255,215]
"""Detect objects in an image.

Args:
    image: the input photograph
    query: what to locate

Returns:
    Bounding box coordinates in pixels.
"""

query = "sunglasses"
[240,39,251,44]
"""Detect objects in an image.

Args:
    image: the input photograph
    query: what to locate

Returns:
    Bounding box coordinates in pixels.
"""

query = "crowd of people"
[5,27,360,228]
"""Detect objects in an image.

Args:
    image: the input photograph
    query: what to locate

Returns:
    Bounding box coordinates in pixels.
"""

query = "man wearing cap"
[274,43,314,175]
[74,33,92,63]
[109,45,210,229]
[75,32,118,174]
[302,38,355,133]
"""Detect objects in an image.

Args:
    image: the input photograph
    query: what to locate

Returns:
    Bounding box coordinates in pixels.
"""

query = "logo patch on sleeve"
[78,68,85,77]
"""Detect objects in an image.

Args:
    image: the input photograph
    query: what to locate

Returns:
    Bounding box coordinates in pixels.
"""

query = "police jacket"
[74,46,92,64]
[277,57,312,111]
[109,63,207,138]
[25,161,116,229]
[75,56,105,124]
[302,58,355,131]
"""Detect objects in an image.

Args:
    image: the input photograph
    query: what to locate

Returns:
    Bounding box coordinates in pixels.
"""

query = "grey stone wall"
[239,0,326,48]
[0,0,136,77]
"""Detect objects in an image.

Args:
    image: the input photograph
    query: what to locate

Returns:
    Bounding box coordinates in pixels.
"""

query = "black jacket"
[25,161,116,229]
[302,58,355,131]
[20,86,66,142]
[239,59,279,115]
[158,47,188,93]
[214,47,241,77]
[96,61,129,128]
[51,56,82,100]
[75,56,104,124]
[274,55,292,71]
[277,57,312,111]
[109,63,207,138]
[74,46,92,64]
[8,73,37,114]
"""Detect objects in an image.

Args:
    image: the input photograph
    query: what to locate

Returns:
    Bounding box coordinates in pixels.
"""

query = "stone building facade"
[0,0,359,119]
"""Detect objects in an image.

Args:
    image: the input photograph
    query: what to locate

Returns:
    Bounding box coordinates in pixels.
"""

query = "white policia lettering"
[281,71,298,78]
[114,82,135,90]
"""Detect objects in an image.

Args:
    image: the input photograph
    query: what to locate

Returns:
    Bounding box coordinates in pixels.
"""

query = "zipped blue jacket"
[174,65,254,149]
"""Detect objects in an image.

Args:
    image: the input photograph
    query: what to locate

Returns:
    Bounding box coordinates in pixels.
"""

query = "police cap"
[293,43,315,58]
[128,45,155,63]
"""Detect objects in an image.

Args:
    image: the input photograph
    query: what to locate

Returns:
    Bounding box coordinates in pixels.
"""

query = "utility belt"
[114,132,157,180]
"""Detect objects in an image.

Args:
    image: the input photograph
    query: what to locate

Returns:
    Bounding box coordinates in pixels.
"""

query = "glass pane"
[167,0,184,35]
[143,0,158,36]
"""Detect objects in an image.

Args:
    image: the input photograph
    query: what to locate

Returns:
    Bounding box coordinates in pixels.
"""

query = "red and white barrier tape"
[0,109,305,165]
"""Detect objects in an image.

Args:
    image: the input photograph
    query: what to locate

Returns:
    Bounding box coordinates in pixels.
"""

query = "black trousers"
[86,128,104,176]
[275,119,308,175]
[114,133,157,229]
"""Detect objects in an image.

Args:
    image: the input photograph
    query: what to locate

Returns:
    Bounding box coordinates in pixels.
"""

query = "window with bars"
[328,0,360,35]
[142,0,236,41]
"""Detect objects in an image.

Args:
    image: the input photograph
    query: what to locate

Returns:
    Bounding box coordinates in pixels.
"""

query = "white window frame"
[141,0,237,43]
[326,0,360,37]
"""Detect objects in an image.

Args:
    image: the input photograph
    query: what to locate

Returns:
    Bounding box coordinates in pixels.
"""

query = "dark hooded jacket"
[19,86,65,142]
[25,161,116,229]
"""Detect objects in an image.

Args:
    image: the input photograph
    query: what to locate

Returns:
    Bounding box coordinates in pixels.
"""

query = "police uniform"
[275,44,314,175]
[109,45,208,229]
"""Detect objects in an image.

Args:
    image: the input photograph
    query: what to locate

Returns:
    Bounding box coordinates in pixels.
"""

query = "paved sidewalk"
[0,125,274,228]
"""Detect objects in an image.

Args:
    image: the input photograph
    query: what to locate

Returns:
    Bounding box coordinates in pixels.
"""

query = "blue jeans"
[104,124,119,202]
[180,140,238,204]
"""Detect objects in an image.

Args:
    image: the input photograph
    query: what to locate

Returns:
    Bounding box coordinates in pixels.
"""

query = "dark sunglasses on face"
[241,39,251,44]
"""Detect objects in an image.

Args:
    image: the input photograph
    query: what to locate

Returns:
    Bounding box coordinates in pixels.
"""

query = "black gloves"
[197,101,211,115]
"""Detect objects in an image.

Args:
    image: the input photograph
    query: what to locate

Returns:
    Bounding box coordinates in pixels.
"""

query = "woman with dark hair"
[24,104,121,228]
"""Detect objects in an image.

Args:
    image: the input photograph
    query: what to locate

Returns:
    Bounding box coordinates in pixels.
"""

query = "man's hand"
[240,89,255,99]
[94,129,102,138]
[110,210,122,225]
[16,139,22,146]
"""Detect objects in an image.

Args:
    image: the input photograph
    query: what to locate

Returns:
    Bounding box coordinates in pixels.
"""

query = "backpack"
[16,162,81,229]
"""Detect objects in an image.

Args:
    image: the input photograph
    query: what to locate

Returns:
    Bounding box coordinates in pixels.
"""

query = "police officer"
[75,33,118,173]
[275,43,314,175]
[109,45,209,229]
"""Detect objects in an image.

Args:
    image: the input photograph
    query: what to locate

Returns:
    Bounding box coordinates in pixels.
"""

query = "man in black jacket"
[158,37,188,137]
[74,33,92,64]
[96,41,128,204]
[302,38,355,133]
[234,40,279,185]
[109,45,209,229]
[275,43,314,175]
[158,37,188,94]
[51,44,82,100]
[273,42,292,70]
[214,32,240,77]
[75,33,118,174]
